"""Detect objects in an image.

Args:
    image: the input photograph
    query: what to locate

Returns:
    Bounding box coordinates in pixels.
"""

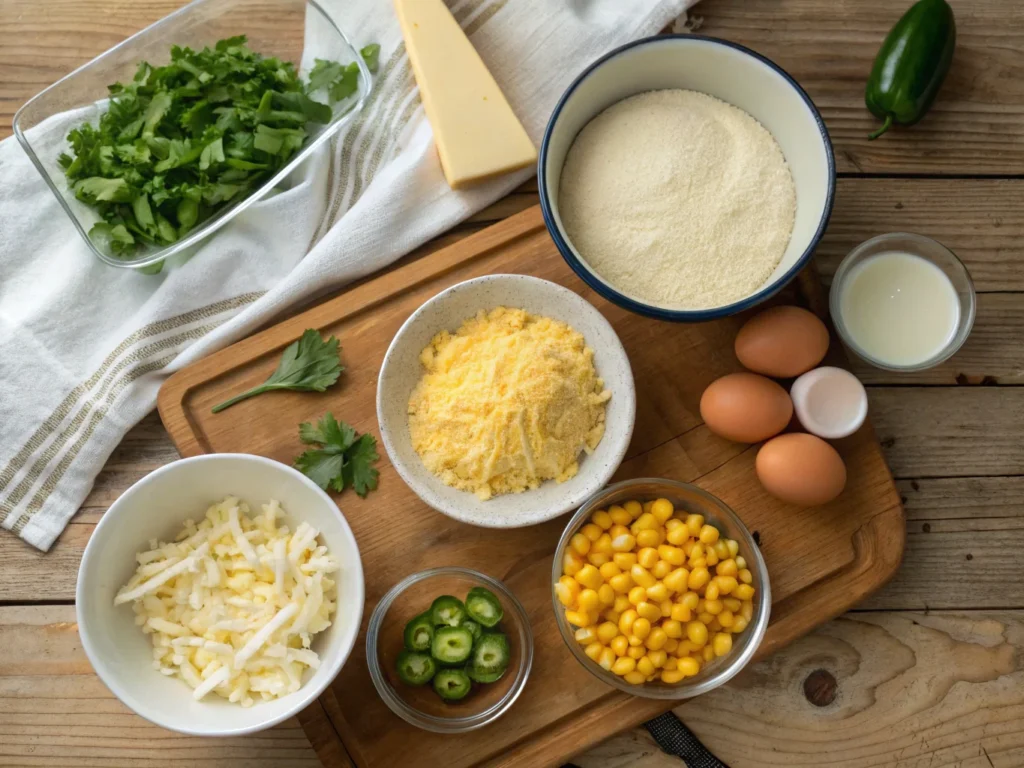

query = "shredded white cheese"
[114,497,340,706]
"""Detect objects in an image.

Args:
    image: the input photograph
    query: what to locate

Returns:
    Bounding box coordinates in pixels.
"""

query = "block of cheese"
[394,0,537,189]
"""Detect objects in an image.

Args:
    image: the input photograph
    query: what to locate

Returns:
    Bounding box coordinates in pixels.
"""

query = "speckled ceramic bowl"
[377,274,636,528]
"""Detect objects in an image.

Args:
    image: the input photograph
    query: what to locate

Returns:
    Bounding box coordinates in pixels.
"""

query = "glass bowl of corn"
[552,478,771,699]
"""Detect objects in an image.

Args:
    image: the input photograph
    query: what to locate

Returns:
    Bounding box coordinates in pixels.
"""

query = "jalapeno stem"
[868,114,894,140]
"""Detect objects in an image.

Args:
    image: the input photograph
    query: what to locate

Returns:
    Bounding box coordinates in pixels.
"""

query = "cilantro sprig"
[294,413,380,497]
[59,36,376,262]
[211,329,343,413]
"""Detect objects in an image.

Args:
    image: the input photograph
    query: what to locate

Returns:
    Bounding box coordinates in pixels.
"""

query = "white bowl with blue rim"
[538,35,835,322]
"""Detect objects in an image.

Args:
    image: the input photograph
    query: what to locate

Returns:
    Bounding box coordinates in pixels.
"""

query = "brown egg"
[756,433,847,506]
[734,306,830,378]
[699,372,793,443]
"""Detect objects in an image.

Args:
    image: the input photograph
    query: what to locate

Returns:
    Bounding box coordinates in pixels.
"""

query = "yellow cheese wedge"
[394,0,537,189]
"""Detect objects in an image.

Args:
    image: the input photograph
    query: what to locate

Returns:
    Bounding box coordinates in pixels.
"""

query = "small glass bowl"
[365,567,533,733]
[12,0,370,270]
[553,478,771,699]
[829,232,976,371]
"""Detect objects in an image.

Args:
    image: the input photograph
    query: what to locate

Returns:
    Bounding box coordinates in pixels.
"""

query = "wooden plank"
[700,0,1024,174]
[580,610,1024,768]
[0,605,322,768]
[870,388,1024,478]
[899,476,1024,520]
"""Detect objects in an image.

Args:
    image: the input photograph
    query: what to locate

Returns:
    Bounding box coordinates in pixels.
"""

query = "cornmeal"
[408,307,611,500]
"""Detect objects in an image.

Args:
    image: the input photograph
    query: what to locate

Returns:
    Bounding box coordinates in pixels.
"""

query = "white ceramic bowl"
[538,35,836,321]
[377,274,636,528]
[76,453,364,736]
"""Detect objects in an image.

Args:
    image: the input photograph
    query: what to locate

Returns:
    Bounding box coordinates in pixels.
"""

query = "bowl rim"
[537,33,837,322]
[364,566,534,733]
[74,452,365,736]
[828,231,977,371]
[376,273,637,529]
[12,0,371,270]
[551,478,772,699]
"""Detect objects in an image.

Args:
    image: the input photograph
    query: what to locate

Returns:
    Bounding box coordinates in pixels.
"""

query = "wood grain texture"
[156,206,904,768]
[699,0,1024,174]
[0,605,322,768]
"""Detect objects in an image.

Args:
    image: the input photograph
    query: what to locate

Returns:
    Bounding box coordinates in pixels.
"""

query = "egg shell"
[734,306,830,378]
[755,432,847,506]
[699,372,794,444]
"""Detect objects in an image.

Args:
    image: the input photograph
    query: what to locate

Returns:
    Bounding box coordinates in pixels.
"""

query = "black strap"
[561,711,728,768]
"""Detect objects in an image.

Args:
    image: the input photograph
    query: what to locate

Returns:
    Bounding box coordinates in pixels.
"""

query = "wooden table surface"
[2,1,1023,766]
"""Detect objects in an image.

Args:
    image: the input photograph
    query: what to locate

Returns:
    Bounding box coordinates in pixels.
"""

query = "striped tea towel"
[0,0,692,551]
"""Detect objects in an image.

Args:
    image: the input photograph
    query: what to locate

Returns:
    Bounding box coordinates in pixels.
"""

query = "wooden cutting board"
[158,205,905,768]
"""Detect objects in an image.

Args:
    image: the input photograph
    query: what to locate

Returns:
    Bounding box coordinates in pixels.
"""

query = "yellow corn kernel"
[681,591,700,611]
[631,512,659,533]
[575,564,603,590]
[636,602,662,622]
[609,573,634,594]
[631,617,652,641]
[660,599,674,618]
[580,523,603,542]
[592,533,613,555]
[703,645,716,662]
[628,586,647,606]
[698,611,715,625]
[685,513,705,536]
[678,656,701,676]
[592,510,613,530]
[651,560,672,580]
[587,552,611,567]
[690,557,708,570]
[687,567,710,591]
[704,598,723,616]
[739,568,754,585]
[718,610,735,629]
[636,528,663,549]
[637,656,656,676]
[706,550,719,567]
[665,517,684,531]
[598,584,616,607]
[611,657,636,676]
[674,640,696,656]
[734,584,756,601]
[618,608,639,636]
[657,545,685,566]
[609,505,632,526]
[740,600,754,621]
[730,616,749,634]
[613,594,631,613]
[570,533,591,556]
[602,608,621,624]
[646,627,668,651]
[663,656,678,671]
[578,588,600,613]
[609,524,630,540]
[597,621,620,644]
[662,619,683,639]
[716,558,738,578]
[631,564,657,589]
[663,567,689,594]
[599,562,622,581]
[704,581,720,601]
[714,575,738,595]
[689,542,705,559]
[596,647,616,672]
[565,609,593,627]
[610,533,636,553]
[725,538,739,557]
[636,547,659,570]
[666,526,690,546]
[707,618,723,633]
[611,635,629,656]
[650,498,674,523]
[713,540,730,560]
[698,524,720,545]
[613,552,638,570]
[648,649,668,668]
[563,551,584,577]
[663,638,679,655]
[555,576,580,608]
[682,540,696,556]
[627,645,646,660]
[723,597,742,612]
[735,554,748,569]
[643,500,655,514]
[628,633,644,647]
[670,603,691,623]
[660,668,686,684]
[686,621,709,647]
[622,670,646,685]
[624,500,644,519]
[646,582,669,603]
[575,626,597,645]
[584,642,603,661]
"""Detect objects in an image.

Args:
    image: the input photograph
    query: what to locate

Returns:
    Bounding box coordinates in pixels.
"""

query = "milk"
[838,251,960,366]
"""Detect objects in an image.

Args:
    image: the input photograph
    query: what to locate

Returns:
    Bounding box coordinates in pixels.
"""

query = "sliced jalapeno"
[467,665,506,684]
[403,612,435,652]
[462,620,482,644]
[430,595,466,627]
[469,631,510,675]
[395,650,436,686]
[432,668,472,701]
[431,625,474,664]
[465,586,504,628]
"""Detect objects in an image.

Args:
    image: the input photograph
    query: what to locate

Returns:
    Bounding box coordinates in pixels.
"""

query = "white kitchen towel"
[0,0,691,551]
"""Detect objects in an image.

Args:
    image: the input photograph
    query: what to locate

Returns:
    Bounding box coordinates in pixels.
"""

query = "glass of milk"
[830,233,976,371]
